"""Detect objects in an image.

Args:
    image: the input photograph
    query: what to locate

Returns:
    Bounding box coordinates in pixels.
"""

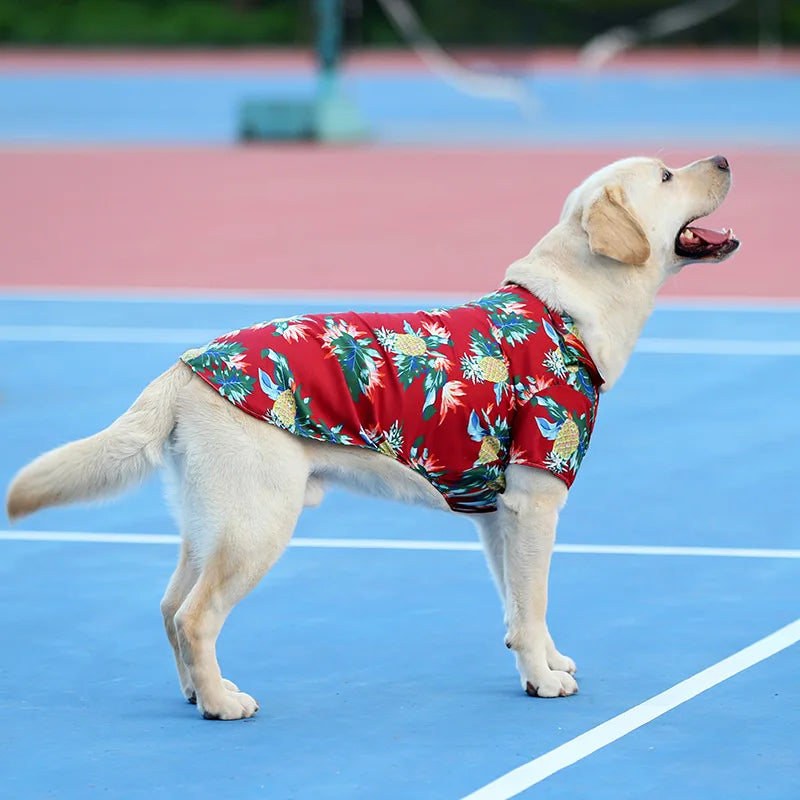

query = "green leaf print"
[208,366,254,405]
[471,290,541,346]
[184,340,246,372]
[491,311,541,345]
[320,317,384,403]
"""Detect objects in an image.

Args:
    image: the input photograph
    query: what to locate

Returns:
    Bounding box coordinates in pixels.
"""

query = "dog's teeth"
[683,229,695,240]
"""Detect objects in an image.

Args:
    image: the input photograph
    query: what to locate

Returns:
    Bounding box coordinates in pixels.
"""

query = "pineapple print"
[488,473,507,493]
[182,346,204,361]
[394,333,427,357]
[360,420,405,459]
[535,399,591,478]
[478,356,508,383]
[461,330,512,404]
[378,440,397,457]
[552,416,579,459]
[468,410,510,469]
[273,389,296,428]
[477,435,502,464]
[258,349,301,430]
[373,322,454,420]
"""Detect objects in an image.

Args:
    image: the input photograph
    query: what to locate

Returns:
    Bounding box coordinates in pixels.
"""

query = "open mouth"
[675,220,740,261]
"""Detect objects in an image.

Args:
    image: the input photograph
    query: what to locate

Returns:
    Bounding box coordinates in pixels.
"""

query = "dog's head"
[559,155,740,275]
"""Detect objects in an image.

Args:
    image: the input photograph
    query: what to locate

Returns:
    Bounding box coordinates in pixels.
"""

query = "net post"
[758,0,782,57]
[313,0,369,142]
[237,0,368,143]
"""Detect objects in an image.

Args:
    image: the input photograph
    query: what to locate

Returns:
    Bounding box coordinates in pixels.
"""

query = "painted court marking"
[634,338,800,356]
[2,289,800,312]
[3,527,798,798]
[0,325,223,345]
[2,530,800,559]
[2,325,800,356]
[0,288,472,307]
[459,617,800,800]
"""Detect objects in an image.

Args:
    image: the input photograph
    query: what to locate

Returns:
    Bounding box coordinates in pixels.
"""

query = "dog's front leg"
[474,513,507,601]
[475,510,576,680]
[501,467,577,698]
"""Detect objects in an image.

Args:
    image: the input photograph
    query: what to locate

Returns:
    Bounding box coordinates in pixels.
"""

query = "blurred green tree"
[0,0,795,46]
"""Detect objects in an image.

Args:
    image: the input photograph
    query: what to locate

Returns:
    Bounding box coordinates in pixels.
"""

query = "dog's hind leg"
[170,400,307,720]
[161,539,244,703]
[161,453,244,703]
[173,479,303,720]
[161,540,201,702]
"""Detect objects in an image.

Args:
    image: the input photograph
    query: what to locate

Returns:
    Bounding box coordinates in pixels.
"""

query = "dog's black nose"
[712,154,730,171]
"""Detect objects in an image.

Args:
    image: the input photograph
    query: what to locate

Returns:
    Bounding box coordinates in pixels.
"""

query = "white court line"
[2,530,800,559]
[459,617,800,800]
[0,530,183,545]
[0,287,470,307]
[655,297,800,313]
[2,325,800,356]
[555,543,800,559]
[635,338,800,356]
[0,325,222,344]
[1,288,800,312]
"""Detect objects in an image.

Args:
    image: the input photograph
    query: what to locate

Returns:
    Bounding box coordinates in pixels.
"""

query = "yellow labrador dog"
[6,156,739,720]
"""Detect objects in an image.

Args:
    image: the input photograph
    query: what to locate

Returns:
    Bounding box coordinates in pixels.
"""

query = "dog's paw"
[199,688,259,721]
[183,680,197,703]
[523,669,578,698]
[547,650,577,676]
[185,677,239,704]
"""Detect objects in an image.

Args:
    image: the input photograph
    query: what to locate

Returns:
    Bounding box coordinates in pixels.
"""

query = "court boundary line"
[2,530,800,559]
[0,288,472,307]
[3,325,800,356]
[1,289,800,312]
[458,617,800,800]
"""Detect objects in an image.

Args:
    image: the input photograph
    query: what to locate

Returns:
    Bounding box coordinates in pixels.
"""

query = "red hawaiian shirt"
[182,285,602,513]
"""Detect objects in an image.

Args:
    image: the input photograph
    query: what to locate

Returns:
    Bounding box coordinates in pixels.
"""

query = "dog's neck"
[504,224,664,390]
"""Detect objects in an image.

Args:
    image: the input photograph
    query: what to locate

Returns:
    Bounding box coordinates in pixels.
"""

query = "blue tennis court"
[1,69,799,145]
[1,293,798,799]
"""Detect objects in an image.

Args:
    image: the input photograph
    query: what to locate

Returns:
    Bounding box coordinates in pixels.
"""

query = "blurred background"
[0,0,794,50]
[0,0,798,298]
[2,8,800,798]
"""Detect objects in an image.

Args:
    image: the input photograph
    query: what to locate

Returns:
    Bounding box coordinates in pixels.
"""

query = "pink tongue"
[687,226,729,245]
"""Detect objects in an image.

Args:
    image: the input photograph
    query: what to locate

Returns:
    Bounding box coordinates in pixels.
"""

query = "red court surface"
[1,147,797,300]
[1,47,798,72]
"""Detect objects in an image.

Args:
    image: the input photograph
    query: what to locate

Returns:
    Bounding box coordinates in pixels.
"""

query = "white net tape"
[376,0,538,113]
[580,0,743,70]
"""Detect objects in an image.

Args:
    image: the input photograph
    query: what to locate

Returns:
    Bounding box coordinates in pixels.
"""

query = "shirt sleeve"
[510,378,598,488]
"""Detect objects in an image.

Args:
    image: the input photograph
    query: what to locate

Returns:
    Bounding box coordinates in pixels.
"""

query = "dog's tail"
[6,362,193,522]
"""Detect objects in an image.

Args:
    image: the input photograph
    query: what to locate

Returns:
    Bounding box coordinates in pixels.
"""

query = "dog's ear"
[581,185,651,265]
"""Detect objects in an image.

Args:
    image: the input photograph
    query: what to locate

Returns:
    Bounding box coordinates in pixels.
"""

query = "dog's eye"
[661,169,673,183]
